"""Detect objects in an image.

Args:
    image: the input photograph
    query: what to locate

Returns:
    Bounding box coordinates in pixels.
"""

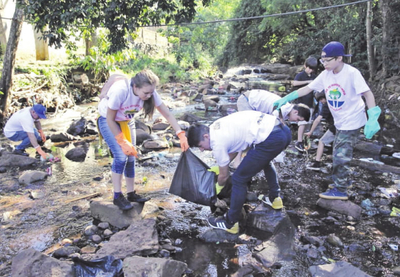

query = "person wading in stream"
[186,110,291,234]
[273,41,381,201]
[97,69,189,210]
[4,104,50,160]
[232,89,310,169]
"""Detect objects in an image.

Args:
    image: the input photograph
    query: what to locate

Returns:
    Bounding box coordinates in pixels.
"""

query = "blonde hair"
[131,69,160,119]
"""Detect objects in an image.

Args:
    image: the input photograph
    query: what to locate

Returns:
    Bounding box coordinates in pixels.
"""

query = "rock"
[11,248,74,276]
[53,246,80,258]
[18,170,47,185]
[50,132,78,142]
[309,261,372,277]
[67,117,87,136]
[142,139,170,150]
[95,219,160,259]
[65,147,87,162]
[123,256,187,277]
[317,199,362,220]
[0,151,38,168]
[90,200,142,229]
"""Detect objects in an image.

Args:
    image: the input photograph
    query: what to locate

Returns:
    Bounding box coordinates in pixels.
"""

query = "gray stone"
[309,261,372,277]
[0,152,38,168]
[11,248,74,277]
[18,170,48,185]
[90,200,142,229]
[317,199,362,220]
[95,218,160,259]
[123,256,187,277]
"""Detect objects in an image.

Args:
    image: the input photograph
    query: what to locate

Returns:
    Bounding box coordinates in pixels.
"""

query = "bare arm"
[106,108,122,136]
[156,103,182,133]
[305,115,322,136]
[217,165,230,186]
[362,90,377,109]
[34,120,42,131]
[27,132,40,148]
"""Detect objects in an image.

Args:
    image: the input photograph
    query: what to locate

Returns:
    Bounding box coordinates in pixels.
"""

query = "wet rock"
[309,261,372,277]
[91,234,102,244]
[98,222,110,229]
[0,151,38,168]
[142,139,170,150]
[0,166,7,173]
[50,132,78,142]
[65,147,87,162]
[316,199,362,220]
[90,200,142,229]
[18,170,47,185]
[67,117,87,136]
[53,245,81,258]
[326,234,344,247]
[123,256,187,276]
[95,219,160,259]
[103,229,113,238]
[80,245,97,254]
[152,122,170,131]
[29,190,46,199]
[85,120,98,135]
[136,129,153,145]
[84,225,98,236]
[198,228,239,243]
[11,248,74,276]
[179,112,204,124]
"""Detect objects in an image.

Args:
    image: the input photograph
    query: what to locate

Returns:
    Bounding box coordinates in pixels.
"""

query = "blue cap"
[322,41,352,57]
[33,104,47,119]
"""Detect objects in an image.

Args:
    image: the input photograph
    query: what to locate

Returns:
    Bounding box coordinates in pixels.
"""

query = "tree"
[0,0,212,115]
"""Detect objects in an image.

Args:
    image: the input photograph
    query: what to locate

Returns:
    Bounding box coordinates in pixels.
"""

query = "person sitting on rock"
[4,104,50,160]
[186,110,292,234]
[97,69,189,211]
[232,89,310,168]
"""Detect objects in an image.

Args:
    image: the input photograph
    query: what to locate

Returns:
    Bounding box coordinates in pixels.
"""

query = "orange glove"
[38,129,46,142]
[35,146,50,160]
[115,132,138,157]
[177,131,189,151]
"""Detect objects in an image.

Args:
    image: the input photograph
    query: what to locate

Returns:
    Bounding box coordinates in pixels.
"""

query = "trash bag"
[73,256,123,277]
[169,149,216,206]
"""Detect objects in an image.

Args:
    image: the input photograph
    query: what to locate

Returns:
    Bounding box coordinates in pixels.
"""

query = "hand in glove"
[273,91,299,110]
[364,106,381,139]
[208,166,224,195]
[38,129,46,142]
[177,131,189,151]
[115,132,138,157]
[35,146,50,161]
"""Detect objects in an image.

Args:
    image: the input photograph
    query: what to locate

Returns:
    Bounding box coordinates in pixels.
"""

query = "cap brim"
[38,114,47,119]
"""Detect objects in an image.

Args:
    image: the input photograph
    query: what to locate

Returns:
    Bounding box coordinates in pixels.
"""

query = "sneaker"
[295,141,305,152]
[319,188,348,200]
[13,149,29,156]
[208,215,239,234]
[127,191,150,203]
[307,161,323,171]
[262,196,284,209]
[113,194,134,210]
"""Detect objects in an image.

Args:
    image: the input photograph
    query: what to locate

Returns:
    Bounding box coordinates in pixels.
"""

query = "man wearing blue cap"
[273,41,381,201]
[4,104,50,160]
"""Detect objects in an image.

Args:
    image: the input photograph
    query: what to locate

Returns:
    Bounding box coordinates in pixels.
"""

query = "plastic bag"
[169,149,216,206]
[73,256,123,277]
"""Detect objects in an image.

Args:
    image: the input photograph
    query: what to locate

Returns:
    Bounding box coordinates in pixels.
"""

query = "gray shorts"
[320,129,335,145]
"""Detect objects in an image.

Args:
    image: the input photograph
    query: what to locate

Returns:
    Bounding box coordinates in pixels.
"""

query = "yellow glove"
[208,166,219,175]
[38,129,46,142]
[177,131,189,151]
[115,132,138,157]
[35,146,50,160]
[208,166,223,195]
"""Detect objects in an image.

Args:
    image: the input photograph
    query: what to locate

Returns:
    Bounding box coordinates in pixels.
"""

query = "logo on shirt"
[326,85,345,110]
[124,109,138,119]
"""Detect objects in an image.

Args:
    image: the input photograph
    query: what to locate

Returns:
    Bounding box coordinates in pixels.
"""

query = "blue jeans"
[97,116,135,177]
[227,124,291,224]
[8,129,41,150]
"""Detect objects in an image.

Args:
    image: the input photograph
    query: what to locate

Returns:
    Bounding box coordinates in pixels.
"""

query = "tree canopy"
[22,0,212,53]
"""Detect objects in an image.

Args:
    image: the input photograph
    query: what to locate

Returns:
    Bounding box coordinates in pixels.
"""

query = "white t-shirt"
[4,107,36,137]
[246,90,281,113]
[210,110,276,167]
[98,79,163,121]
[308,64,369,130]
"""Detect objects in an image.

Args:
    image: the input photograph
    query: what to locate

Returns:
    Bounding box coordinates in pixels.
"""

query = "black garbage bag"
[73,256,123,277]
[169,149,217,206]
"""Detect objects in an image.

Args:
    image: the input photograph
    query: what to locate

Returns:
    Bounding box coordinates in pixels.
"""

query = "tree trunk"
[0,8,24,117]
[379,0,389,78]
[366,1,376,81]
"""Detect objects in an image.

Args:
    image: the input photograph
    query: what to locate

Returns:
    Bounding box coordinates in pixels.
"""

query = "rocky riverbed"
[1,65,400,276]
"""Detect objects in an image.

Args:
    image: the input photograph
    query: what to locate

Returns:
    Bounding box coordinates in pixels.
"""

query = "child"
[97,70,189,210]
[187,110,292,234]
[305,91,336,171]
[274,41,381,200]
[292,56,319,152]
[233,89,310,168]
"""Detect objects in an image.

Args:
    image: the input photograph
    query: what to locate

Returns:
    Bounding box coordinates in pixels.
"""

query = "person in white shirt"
[4,104,49,160]
[187,110,292,234]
